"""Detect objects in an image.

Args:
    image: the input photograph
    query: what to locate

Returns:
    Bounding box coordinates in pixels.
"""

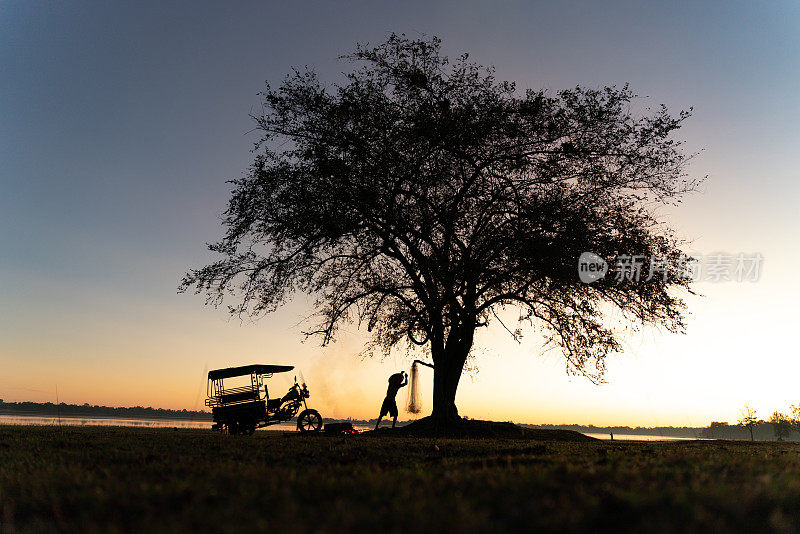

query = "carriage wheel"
[297,409,322,433]
[227,421,239,435]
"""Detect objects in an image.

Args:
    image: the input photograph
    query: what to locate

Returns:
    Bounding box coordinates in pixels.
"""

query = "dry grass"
[2,426,800,533]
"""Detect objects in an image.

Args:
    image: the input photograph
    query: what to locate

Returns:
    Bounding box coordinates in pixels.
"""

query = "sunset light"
[2,3,800,530]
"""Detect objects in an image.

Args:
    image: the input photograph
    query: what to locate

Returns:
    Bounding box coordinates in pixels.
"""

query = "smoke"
[304,335,385,420]
[300,330,434,419]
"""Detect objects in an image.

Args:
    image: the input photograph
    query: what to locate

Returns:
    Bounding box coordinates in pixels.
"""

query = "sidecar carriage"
[205,364,322,435]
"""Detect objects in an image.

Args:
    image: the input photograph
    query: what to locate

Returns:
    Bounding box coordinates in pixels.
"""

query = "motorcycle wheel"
[297,409,323,433]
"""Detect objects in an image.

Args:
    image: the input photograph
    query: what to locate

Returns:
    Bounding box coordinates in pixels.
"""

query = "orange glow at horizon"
[3,253,798,429]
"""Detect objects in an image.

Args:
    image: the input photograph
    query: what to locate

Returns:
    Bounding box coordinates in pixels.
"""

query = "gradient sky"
[2,1,799,426]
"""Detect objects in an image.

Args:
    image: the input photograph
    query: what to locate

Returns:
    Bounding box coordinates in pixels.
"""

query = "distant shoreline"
[0,401,212,421]
[0,411,213,421]
[0,401,789,440]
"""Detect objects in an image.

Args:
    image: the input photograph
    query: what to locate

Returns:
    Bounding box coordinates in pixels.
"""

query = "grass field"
[2,426,800,533]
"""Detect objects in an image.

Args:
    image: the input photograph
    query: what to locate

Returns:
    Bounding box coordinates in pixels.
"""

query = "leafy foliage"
[738,405,760,441]
[770,411,793,441]
[181,34,698,405]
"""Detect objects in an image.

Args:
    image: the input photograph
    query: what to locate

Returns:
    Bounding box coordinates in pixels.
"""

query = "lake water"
[0,414,217,429]
[583,432,703,441]
[0,414,374,432]
[0,415,700,440]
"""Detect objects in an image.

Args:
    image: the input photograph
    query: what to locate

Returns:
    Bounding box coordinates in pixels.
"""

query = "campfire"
[323,422,361,435]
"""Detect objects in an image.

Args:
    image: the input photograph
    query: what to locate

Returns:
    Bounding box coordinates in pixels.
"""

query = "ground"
[2,426,800,533]
[378,417,596,440]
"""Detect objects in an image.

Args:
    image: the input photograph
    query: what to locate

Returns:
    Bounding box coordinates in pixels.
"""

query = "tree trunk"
[430,322,473,424]
[431,354,465,421]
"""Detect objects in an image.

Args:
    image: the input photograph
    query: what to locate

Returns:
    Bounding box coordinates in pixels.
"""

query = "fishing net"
[406,361,423,414]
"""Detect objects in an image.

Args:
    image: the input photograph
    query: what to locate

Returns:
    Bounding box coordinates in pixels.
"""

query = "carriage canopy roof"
[207,364,294,380]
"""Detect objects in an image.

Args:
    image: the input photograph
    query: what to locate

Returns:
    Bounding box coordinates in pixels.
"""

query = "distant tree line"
[532,406,800,442]
[4,399,797,440]
[731,405,800,442]
[0,400,211,420]
[702,421,773,441]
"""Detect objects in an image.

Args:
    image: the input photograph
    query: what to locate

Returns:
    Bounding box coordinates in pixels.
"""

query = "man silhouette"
[374,371,407,430]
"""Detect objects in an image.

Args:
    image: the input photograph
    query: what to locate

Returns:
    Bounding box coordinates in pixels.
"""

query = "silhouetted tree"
[789,403,800,435]
[181,35,698,422]
[769,411,792,441]
[738,405,759,441]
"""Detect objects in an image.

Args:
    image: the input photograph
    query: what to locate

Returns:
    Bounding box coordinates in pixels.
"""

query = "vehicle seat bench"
[218,389,261,405]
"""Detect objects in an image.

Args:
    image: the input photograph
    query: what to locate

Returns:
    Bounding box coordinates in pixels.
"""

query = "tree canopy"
[181,34,698,420]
